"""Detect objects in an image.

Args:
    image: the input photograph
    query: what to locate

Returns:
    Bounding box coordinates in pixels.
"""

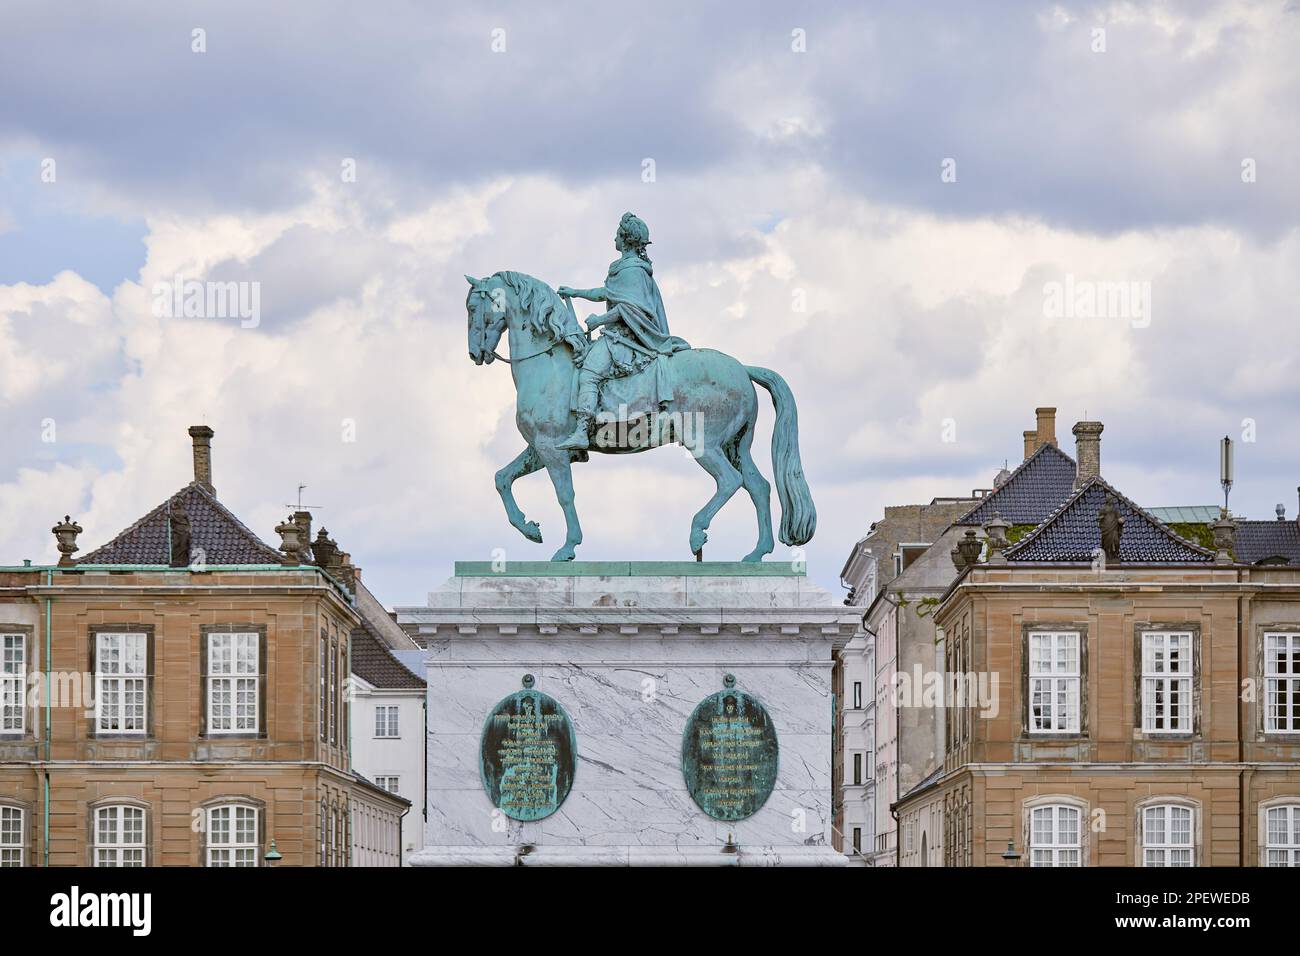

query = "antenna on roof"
[286,483,323,512]
[1220,436,1234,514]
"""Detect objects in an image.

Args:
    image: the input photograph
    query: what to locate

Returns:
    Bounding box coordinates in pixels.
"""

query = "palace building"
[885,417,1300,866]
[0,426,409,866]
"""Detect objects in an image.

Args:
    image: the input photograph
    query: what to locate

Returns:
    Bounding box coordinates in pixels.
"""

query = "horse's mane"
[495,271,583,344]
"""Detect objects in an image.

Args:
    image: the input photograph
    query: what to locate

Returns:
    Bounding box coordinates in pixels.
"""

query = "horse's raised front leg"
[495,446,544,543]
[537,449,583,561]
[688,446,743,557]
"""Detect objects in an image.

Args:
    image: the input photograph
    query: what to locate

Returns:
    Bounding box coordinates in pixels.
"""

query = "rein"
[487,293,583,365]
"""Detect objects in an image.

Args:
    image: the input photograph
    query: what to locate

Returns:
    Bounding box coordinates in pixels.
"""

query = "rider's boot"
[556,370,600,450]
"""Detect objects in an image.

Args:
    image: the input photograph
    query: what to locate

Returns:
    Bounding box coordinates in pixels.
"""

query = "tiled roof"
[1006,477,1215,564]
[79,482,284,565]
[955,443,1077,526]
[1235,520,1300,566]
[351,619,426,690]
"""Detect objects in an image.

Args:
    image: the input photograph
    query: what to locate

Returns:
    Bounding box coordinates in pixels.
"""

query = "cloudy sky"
[2,1,1298,605]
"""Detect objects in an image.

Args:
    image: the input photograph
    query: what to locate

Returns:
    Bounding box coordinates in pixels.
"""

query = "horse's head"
[465,274,508,366]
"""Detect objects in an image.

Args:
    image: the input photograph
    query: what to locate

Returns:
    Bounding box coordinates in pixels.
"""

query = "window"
[207,632,259,734]
[329,639,337,745]
[1,634,25,733]
[1028,631,1080,733]
[94,805,145,866]
[852,753,862,786]
[207,805,258,866]
[339,645,348,749]
[852,681,862,709]
[1264,633,1300,733]
[1142,632,1193,733]
[375,705,399,738]
[1143,804,1194,866]
[1029,805,1082,866]
[0,806,22,866]
[319,632,328,740]
[375,776,400,794]
[852,827,862,854]
[320,799,328,867]
[94,632,147,734]
[1265,805,1300,866]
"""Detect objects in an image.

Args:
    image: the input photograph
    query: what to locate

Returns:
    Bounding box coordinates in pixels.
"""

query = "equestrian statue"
[465,212,815,562]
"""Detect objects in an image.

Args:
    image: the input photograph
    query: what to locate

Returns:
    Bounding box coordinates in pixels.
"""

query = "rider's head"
[616,212,651,260]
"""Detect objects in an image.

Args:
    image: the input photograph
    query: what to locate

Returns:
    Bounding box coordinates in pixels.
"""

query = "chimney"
[1072,421,1104,488]
[1023,430,1037,460]
[188,425,215,495]
[1035,407,1057,448]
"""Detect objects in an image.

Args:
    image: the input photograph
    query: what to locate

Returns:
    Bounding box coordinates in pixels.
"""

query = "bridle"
[480,292,583,365]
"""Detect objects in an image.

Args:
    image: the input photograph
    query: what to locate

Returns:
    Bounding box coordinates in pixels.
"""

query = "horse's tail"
[746,365,816,546]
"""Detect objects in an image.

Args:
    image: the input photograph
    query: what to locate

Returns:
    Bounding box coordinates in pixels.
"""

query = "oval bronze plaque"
[681,676,779,821]
[479,678,577,821]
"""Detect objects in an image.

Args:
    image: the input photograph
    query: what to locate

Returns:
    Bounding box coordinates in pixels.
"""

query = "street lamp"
[1001,840,1021,866]
[264,839,283,866]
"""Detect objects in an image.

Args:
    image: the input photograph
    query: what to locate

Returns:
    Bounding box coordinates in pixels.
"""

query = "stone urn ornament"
[275,516,303,565]
[52,515,83,566]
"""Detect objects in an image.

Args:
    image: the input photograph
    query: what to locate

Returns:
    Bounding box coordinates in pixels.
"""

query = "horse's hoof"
[522,521,542,543]
[550,548,576,562]
[741,551,768,563]
[689,529,708,554]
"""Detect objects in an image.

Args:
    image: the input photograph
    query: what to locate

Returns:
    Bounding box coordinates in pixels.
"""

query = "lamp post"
[264,839,282,866]
[1001,840,1021,866]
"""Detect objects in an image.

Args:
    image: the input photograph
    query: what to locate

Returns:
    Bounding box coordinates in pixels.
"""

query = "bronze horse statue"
[466,271,815,561]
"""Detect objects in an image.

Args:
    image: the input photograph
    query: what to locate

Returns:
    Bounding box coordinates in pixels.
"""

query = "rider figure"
[555,212,688,450]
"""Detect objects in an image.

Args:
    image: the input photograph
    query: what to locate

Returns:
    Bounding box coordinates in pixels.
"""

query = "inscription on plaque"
[681,674,779,821]
[479,675,576,821]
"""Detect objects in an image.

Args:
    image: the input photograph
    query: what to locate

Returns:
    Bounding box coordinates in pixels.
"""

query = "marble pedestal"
[399,561,856,866]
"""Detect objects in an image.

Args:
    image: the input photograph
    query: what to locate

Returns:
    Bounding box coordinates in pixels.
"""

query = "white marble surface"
[411,570,855,866]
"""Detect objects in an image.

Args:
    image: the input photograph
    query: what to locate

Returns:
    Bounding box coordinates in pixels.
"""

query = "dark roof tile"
[79,482,284,566]
[351,619,426,689]
[1235,520,1300,565]
[1006,477,1214,564]
[955,443,1077,527]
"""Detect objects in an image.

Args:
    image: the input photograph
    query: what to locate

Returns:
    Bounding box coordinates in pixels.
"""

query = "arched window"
[1261,800,1300,866]
[0,804,24,866]
[1139,800,1197,867]
[1029,805,1082,866]
[1023,795,1088,867]
[206,803,259,867]
[94,804,146,867]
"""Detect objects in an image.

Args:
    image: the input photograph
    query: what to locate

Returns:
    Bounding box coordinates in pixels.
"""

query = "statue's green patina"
[465,213,815,562]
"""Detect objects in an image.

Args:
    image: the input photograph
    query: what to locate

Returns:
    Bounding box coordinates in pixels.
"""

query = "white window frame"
[375,775,400,794]
[0,805,23,867]
[1264,632,1300,733]
[852,681,862,709]
[94,805,146,867]
[1028,631,1080,733]
[94,632,147,735]
[1,633,25,734]
[207,632,259,734]
[1141,631,1193,734]
[1029,804,1082,866]
[1142,803,1195,867]
[1262,801,1300,866]
[374,704,399,738]
[207,804,259,867]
